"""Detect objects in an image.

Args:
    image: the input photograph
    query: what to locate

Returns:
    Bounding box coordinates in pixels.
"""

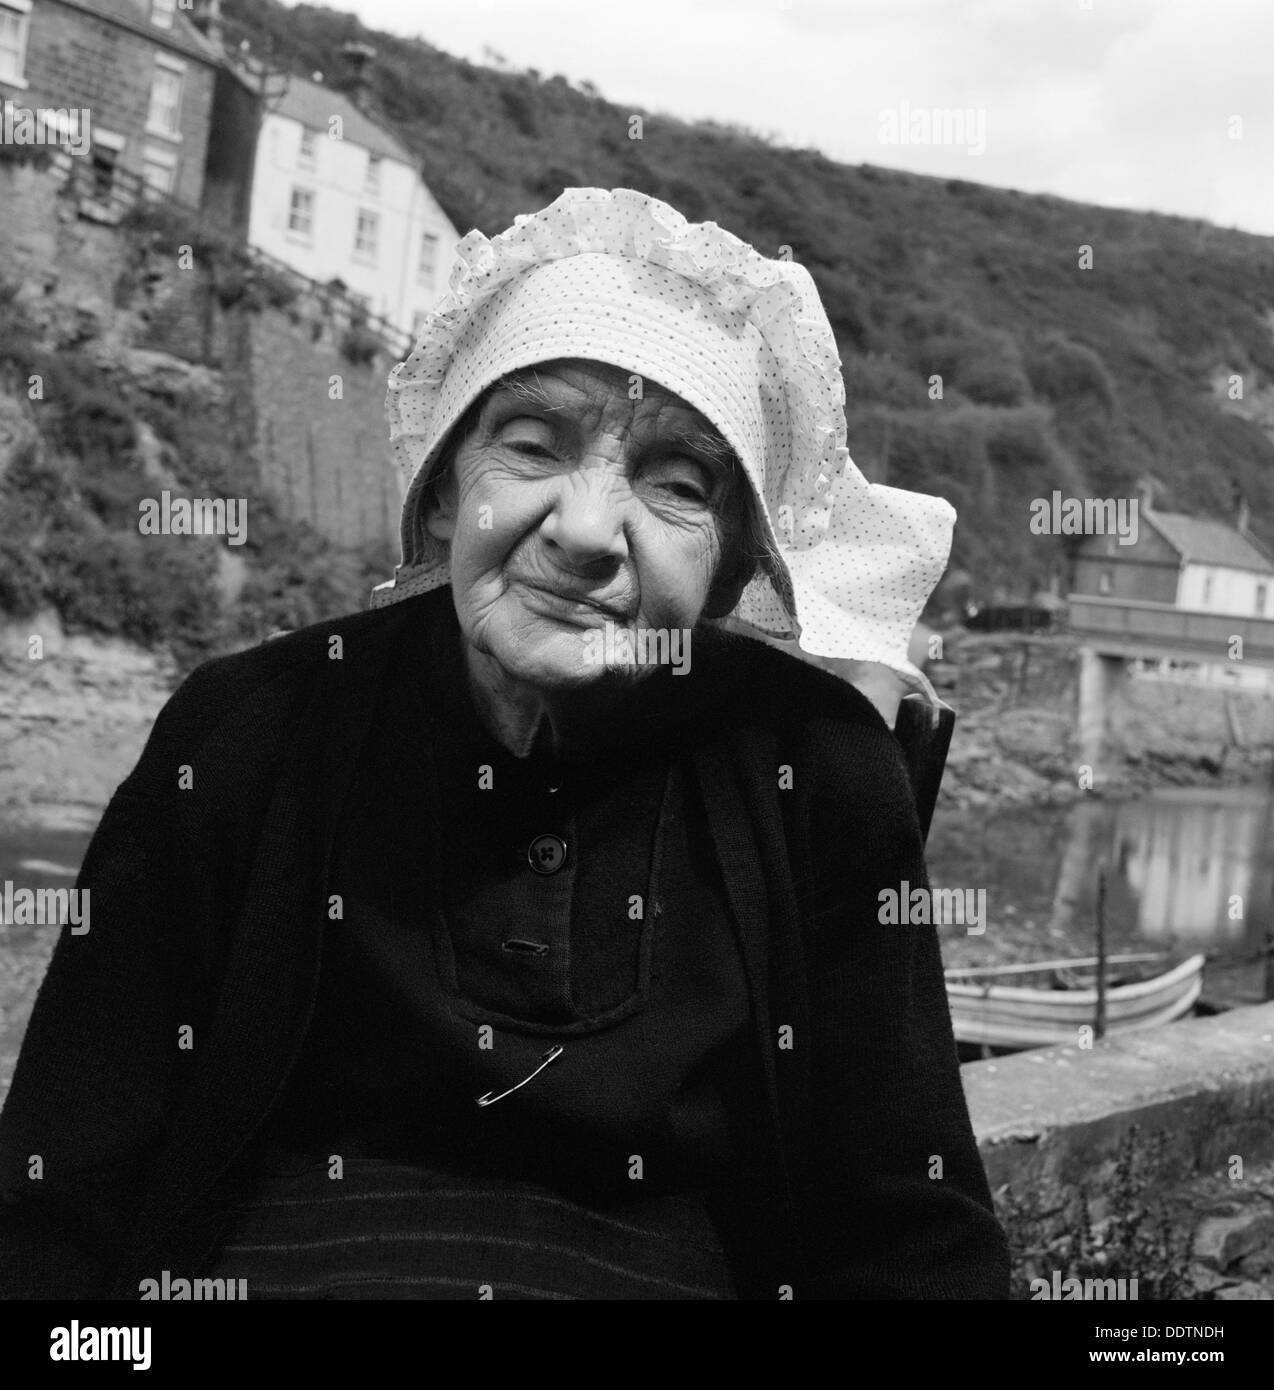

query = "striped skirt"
[200,1150,738,1300]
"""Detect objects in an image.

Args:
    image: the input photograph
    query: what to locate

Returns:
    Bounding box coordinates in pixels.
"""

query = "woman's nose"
[539,467,629,569]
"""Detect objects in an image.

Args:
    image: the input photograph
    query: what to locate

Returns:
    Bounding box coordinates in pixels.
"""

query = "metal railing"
[54,155,414,361]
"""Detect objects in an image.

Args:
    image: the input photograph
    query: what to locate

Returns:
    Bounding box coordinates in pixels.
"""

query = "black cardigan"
[0,589,1009,1299]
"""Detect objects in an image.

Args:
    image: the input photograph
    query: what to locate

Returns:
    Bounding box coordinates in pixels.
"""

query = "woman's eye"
[664,481,709,502]
[642,458,712,504]
[498,417,557,457]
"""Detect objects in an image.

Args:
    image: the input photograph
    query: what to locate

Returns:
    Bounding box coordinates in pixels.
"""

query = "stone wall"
[230,309,401,552]
[0,160,403,553]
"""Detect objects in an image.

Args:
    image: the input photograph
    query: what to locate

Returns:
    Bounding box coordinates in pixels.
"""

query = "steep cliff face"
[0,159,398,677]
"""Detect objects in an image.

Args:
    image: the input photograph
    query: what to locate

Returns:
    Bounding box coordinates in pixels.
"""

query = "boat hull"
[945,953,1206,1050]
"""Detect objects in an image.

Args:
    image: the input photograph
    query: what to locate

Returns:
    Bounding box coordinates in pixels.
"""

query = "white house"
[243,71,459,343]
[1146,510,1274,618]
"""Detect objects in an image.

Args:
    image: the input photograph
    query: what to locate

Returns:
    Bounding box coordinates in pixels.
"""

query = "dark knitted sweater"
[202,605,758,1297]
[0,586,1010,1299]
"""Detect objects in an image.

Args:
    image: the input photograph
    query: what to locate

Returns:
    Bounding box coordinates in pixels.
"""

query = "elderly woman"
[0,188,1008,1300]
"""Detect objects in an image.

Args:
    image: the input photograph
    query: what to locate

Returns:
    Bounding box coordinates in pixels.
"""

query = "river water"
[927,785,1274,1009]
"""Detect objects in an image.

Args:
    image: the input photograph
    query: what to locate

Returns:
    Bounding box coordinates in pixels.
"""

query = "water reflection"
[928,786,1272,972]
[1115,794,1263,948]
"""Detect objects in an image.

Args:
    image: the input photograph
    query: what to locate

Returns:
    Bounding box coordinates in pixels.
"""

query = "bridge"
[1067,595,1274,770]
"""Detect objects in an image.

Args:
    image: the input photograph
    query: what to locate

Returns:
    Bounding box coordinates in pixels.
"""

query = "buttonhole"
[502,938,551,956]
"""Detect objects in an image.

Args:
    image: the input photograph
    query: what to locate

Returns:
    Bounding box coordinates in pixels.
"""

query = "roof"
[56,0,223,64]
[1145,510,1274,573]
[264,72,419,167]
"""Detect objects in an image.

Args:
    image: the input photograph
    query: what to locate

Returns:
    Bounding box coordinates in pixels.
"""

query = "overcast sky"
[315,0,1274,236]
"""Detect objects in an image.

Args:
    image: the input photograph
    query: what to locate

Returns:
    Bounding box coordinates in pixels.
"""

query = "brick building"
[0,0,220,208]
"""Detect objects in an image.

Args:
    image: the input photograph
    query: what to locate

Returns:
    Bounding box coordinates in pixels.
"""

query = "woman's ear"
[702,497,761,619]
[702,547,757,619]
[422,469,458,543]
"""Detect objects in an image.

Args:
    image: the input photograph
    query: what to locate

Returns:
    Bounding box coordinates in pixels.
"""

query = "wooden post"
[1095,862,1108,1040]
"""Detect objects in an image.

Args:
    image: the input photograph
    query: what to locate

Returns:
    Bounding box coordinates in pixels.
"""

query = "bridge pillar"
[1077,646,1127,779]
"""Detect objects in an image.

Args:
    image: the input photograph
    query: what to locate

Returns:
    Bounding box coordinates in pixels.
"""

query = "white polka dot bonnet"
[374,186,955,706]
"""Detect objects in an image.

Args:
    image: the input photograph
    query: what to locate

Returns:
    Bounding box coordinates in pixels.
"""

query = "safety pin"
[475,1044,564,1107]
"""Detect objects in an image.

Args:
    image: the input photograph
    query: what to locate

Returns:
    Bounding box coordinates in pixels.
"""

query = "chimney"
[1238,497,1251,537]
[191,0,224,49]
[342,42,377,113]
[1137,476,1156,514]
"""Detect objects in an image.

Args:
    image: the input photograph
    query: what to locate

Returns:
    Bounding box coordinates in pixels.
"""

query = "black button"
[527,834,567,874]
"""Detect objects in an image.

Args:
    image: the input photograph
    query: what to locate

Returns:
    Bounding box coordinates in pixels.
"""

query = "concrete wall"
[966,1002,1274,1218]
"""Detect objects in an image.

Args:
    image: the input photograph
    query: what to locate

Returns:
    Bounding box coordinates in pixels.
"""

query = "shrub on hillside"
[120,199,223,264]
[0,535,45,616]
[42,524,221,663]
[983,403,1087,500]
[498,82,541,138]
[843,353,929,410]
[339,324,384,367]
[1026,335,1116,414]
[903,308,1031,407]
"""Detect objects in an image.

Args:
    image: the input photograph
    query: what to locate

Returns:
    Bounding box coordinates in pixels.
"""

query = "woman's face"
[424,359,753,693]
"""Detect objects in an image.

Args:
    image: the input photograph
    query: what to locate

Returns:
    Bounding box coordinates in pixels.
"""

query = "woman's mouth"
[515,579,634,623]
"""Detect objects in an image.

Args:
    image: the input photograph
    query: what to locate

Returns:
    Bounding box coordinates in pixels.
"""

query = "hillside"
[225,0,1274,598]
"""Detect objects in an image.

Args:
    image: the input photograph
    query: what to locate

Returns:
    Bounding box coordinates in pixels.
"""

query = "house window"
[150,0,175,29]
[146,60,184,139]
[298,127,316,170]
[288,187,314,238]
[354,209,379,261]
[0,0,31,86]
[1097,569,1113,596]
[1257,584,1268,616]
[90,143,118,200]
[365,153,381,196]
[417,230,439,286]
[142,143,178,197]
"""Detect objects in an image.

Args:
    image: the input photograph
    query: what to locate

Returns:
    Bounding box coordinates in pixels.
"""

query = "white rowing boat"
[944,952,1206,1050]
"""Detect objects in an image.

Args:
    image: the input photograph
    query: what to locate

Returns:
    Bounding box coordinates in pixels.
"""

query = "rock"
[1213,1280,1274,1300]
[85,344,224,404]
[1192,1210,1274,1271]
[0,394,36,481]
[1187,1264,1228,1293]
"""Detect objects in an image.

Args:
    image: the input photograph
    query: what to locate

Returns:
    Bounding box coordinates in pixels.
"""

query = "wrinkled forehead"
[473,359,738,456]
